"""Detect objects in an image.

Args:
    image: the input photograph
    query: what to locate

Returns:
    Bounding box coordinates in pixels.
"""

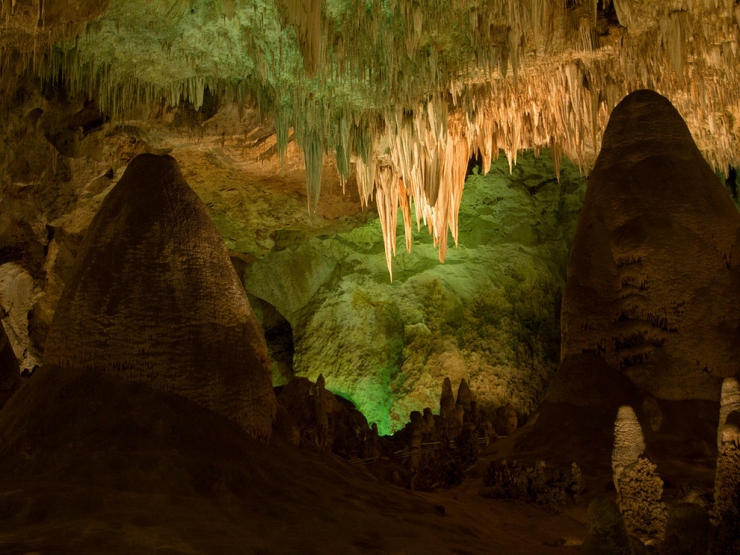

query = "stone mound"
[42,153,275,440]
[561,89,740,402]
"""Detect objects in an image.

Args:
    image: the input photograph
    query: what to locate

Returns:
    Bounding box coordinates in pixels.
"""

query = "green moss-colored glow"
[244,148,588,434]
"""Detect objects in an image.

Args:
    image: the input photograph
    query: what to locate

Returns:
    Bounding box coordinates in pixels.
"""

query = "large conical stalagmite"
[0,320,20,410]
[560,89,740,403]
[42,154,276,440]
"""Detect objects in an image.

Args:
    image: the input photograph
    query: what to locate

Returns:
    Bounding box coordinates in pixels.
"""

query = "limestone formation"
[580,496,634,555]
[560,90,740,403]
[612,406,646,499]
[278,376,372,459]
[659,503,711,555]
[618,457,667,542]
[42,154,276,441]
[456,378,474,420]
[493,404,518,436]
[439,376,457,437]
[718,377,740,447]
[0,320,20,409]
[713,377,740,553]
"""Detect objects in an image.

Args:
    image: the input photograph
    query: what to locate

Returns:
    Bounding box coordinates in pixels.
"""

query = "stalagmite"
[439,377,455,422]
[42,154,277,441]
[456,378,474,415]
[717,377,740,447]
[713,377,740,552]
[611,406,645,500]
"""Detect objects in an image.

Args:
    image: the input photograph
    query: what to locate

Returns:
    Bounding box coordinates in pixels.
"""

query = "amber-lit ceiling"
[2,0,739,273]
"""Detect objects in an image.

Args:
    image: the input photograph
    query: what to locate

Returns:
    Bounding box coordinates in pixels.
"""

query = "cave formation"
[1,1,740,553]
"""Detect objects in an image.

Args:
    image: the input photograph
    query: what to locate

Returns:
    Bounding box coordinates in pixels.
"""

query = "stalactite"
[1,0,739,277]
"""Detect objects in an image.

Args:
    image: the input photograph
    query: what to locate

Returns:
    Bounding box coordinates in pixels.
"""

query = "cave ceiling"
[1,0,740,271]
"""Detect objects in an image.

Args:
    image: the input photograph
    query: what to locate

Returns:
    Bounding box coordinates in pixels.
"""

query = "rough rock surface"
[277,375,372,458]
[42,153,276,440]
[0,262,40,371]
[560,89,740,402]
[618,457,667,542]
[713,377,740,553]
[580,496,634,555]
[0,320,20,409]
[718,377,740,447]
[659,503,711,555]
[612,406,646,499]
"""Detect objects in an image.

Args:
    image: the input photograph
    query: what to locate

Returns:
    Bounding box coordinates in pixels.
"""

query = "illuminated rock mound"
[561,89,740,402]
[0,321,20,409]
[42,153,276,440]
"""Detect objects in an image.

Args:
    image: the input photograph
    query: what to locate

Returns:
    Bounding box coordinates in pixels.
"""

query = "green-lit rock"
[244,150,587,434]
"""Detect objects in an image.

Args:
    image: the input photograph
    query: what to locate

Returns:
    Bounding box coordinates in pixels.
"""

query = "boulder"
[659,503,711,555]
[42,154,276,440]
[581,496,634,555]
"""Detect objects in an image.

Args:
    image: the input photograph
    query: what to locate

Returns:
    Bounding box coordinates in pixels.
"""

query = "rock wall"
[0,80,590,436]
[245,151,587,433]
[0,319,20,409]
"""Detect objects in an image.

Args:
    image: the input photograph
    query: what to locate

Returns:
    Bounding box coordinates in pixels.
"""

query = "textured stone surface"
[0,262,40,371]
[718,377,740,447]
[581,496,633,555]
[0,320,20,409]
[714,377,740,553]
[659,503,711,555]
[561,89,740,402]
[245,150,587,433]
[612,406,646,499]
[618,457,667,542]
[42,154,276,440]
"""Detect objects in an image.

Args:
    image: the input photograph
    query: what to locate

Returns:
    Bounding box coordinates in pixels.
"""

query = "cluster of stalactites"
[339,0,740,276]
[2,1,740,277]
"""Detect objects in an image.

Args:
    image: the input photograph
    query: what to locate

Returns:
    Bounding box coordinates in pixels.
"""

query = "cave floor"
[0,367,717,554]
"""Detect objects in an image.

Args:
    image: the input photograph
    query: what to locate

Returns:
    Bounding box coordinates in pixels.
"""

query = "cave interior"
[1,0,740,553]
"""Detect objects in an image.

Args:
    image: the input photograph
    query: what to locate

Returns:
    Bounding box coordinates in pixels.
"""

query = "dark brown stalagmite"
[560,89,740,402]
[42,154,276,440]
[0,320,20,410]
